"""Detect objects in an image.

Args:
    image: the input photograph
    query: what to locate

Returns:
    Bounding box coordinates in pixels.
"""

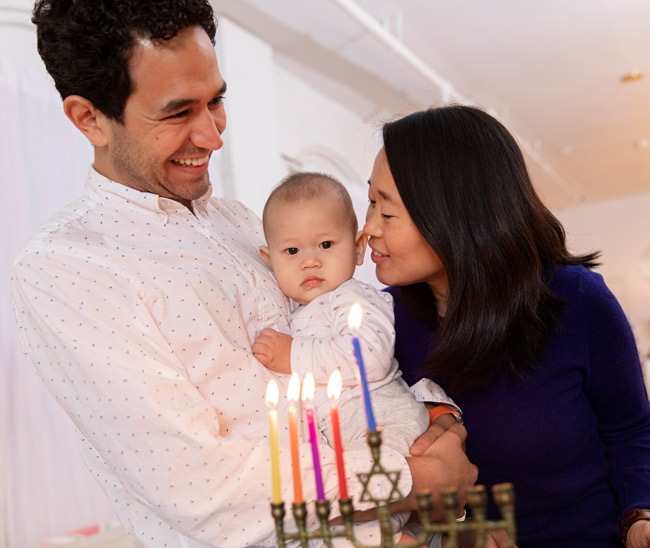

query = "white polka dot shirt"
[10,167,412,547]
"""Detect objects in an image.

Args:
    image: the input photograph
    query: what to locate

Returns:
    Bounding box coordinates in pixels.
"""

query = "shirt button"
[158,213,165,221]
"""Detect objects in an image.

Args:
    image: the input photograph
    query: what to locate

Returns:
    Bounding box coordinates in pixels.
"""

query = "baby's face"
[263,195,363,305]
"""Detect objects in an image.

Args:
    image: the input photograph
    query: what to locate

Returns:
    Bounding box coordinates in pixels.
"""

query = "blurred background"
[1,1,649,546]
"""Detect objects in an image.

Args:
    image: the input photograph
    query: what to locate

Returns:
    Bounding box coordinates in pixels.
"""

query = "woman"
[364,105,650,548]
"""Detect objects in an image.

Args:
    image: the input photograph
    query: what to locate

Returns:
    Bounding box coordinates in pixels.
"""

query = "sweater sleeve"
[579,271,650,515]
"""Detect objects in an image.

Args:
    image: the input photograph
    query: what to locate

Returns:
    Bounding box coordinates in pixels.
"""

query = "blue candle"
[348,304,377,431]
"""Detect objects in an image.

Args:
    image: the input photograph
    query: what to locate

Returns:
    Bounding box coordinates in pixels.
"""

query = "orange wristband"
[429,405,460,424]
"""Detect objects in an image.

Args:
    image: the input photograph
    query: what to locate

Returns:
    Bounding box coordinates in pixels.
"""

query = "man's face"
[96,26,227,209]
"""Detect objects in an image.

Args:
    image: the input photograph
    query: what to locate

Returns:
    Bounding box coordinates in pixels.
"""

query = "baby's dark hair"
[262,172,358,237]
[32,0,217,123]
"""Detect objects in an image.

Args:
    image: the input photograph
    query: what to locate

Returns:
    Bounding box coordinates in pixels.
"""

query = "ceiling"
[211,0,650,211]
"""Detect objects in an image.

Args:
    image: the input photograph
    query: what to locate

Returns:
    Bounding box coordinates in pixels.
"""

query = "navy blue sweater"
[388,265,650,547]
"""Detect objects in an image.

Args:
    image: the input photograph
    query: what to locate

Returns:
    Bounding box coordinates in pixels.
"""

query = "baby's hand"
[252,328,293,374]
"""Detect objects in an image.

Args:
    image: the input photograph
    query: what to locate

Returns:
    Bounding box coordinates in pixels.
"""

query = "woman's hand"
[410,413,464,456]
[626,519,650,548]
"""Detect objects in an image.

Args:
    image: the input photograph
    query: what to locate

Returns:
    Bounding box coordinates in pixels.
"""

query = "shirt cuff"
[409,378,461,415]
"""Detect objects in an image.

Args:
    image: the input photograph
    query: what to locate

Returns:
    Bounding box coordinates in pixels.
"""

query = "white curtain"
[1,55,119,548]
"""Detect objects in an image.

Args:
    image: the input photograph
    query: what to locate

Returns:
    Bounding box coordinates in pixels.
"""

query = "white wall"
[214,18,284,214]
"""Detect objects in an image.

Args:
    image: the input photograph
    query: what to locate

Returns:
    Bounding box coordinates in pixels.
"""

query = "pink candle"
[302,373,325,500]
[327,370,348,499]
[287,373,304,504]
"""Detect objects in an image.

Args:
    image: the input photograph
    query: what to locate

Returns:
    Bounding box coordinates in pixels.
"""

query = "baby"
[253,172,455,545]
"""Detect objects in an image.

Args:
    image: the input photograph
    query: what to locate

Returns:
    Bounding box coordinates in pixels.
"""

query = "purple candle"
[302,373,325,500]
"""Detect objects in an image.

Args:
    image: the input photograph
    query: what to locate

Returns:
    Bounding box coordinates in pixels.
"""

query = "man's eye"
[167,110,188,119]
[285,248,299,255]
[320,241,332,249]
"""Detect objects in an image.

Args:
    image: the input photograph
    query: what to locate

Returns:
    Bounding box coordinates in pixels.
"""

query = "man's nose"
[191,108,225,151]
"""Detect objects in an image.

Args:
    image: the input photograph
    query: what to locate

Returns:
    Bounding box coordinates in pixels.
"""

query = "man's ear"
[354,231,367,266]
[62,95,109,147]
[259,245,272,269]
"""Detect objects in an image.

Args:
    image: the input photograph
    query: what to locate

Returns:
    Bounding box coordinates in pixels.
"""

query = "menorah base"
[271,430,516,547]
[272,482,515,547]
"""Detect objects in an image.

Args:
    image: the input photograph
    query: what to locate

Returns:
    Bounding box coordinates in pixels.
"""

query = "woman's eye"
[319,241,332,249]
[285,248,299,255]
[382,214,393,219]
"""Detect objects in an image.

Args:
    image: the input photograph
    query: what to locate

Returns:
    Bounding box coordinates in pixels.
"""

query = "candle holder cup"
[271,429,516,547]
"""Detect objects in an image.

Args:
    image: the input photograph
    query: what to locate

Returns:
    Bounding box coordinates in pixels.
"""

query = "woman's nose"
[363,207,380,237]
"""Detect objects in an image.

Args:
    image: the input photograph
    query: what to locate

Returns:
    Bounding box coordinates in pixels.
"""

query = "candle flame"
[327,369,342,400]
[265,379,279,407]
[348,303,362,329]
[287,372,301,402]
[301,372,315,402]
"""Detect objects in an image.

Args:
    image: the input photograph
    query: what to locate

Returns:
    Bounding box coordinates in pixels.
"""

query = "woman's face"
[364,149,448,305]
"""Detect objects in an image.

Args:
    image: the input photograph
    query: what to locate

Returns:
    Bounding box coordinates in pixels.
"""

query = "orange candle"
[287,373,304,504]
[328,370,348,499]
[265,379,282,503]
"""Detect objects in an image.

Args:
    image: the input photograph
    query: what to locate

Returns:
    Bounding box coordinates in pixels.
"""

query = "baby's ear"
[259,245,272,268]
[354,231,367,266]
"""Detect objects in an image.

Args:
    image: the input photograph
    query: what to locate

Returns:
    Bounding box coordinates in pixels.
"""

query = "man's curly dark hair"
[32,0,217,123]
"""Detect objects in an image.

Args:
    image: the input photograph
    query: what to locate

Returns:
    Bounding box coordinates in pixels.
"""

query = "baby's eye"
[285,248,299,255]
[319,241,333,249]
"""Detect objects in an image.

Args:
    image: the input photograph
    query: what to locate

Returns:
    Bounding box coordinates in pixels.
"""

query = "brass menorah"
[271,429,516,547]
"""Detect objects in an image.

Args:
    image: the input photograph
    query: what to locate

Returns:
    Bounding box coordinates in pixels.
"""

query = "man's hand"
[410,412,461,456]
[252,328,293,373]
[398,424,478,518]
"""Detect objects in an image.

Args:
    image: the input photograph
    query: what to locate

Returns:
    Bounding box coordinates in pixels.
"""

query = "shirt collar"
[85,165,213,215]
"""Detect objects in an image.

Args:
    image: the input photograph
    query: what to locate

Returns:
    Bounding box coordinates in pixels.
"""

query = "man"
[11,1,477,546]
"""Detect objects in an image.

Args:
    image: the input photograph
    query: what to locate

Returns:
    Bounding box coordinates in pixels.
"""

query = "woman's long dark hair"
[383,105,600,391]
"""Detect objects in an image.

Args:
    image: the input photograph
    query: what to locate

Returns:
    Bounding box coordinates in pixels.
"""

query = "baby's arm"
[291,281,396,386]
[252,327,293,373]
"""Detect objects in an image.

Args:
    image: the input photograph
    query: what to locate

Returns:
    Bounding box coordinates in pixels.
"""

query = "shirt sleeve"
[11,248,412,547]
[409,378,461,414]
[579,272,650,515]
[290,281,398,388]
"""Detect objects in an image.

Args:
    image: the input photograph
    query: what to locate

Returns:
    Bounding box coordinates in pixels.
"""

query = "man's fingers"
[409,420,463,456]
[409,432,432,456]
